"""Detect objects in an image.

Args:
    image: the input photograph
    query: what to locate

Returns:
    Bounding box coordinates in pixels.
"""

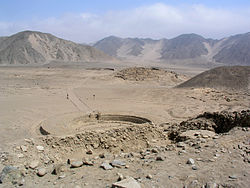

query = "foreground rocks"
[0,110,249,187]
[112,177,141,188]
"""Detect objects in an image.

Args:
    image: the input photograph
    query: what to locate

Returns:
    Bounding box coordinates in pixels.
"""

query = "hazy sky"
[1,0,250,43]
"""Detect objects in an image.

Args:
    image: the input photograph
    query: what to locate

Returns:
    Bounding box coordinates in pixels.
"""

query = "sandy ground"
[0,65,249,187]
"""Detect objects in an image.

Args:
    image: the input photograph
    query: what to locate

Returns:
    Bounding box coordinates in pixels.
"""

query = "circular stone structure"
[39,112,153,136]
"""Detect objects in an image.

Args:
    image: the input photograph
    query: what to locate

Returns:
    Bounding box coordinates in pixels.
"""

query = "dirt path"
[67,88,93,113]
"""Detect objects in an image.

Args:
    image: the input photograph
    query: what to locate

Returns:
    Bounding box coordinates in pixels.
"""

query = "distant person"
[67,93,69,99]
[93,94,95,100]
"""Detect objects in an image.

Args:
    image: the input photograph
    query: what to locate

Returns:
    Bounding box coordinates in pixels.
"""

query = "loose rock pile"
[168,110,250,142]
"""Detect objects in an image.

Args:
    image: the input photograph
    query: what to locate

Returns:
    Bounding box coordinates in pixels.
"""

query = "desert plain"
[0,63,249,188]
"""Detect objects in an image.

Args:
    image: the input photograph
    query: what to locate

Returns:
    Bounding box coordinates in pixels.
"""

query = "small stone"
[82,158,94,166]
[52,164,67,175]
[100,162,113,170]
[177,142,186,148]
[156,155,164,161]
[199,138,206,143]
[151,148,159,153]
[71,161,83,168]
[36,146,44,152]
[20,145,28,152]
[58,174,66,179]
[187,158,195,165]
[24,138,32,143]
[112,177,141,188]
[214,153,220,157]
[111,160,126,167]
[209,159,215,162]
[212,136,219,139]
[117,173,124,181]
[99,153,105,158]
[86,149,93,155]
[205,182,217,188]
[92,143,99,149]
[17,154,24,158]
[229,175,237,179]
[37,168,46,177]
[192,166,198,170]
[29,161,39,169]
[146,174,153,179]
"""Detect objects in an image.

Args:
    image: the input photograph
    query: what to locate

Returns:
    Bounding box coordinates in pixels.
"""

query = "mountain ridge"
[0,31,116,65]
[94,32,250,66]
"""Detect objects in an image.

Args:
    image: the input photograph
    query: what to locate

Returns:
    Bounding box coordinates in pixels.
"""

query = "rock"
[151,148,159,153]
[82,158,94,166]
[229,175,237,179]
[86,149,93,155]
[37,168,46,177]
[99,153,105,158]
[146,174,153,179]
[192,166,198,170]
[205,182,217,188]
[24,138,32,143]
[36,145,44,152]
[117,173,124,181]
[20,145,27,152]
[71,161,83,168]
[156,155,164,161]
[29,161,39,169]
[100,162,113,170]
[112,177,141,188]
[111,160,126,168]
[187,158,195,165]
[17,154,24,158]
[214,153,220,157]
[52,164,67,175]
[58,174,66,179]
[187,180,199,188]
[0,166,24,185]
[177,142,186,148]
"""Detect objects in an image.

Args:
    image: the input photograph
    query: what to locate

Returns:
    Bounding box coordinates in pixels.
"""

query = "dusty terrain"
[0,66,249,188]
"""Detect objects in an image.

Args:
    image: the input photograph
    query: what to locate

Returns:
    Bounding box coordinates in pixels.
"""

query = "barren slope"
[177,66,250,91]
[0,31,116,65]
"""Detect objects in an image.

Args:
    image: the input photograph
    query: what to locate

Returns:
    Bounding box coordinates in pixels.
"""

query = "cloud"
[0,3,250,43]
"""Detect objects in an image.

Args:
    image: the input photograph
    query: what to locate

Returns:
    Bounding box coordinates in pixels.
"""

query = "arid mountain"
[213,33,250,65]
[177,66,250,91]
[94,36,159,62]
[0,31,115,65]
[94,33,250,66]
[161,34,208,59]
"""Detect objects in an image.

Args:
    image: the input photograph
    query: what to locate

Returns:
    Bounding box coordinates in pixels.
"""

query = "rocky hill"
[0,31,115,65]
[213,33,250,65]
[94,33,250,66]
[177,66,250,91]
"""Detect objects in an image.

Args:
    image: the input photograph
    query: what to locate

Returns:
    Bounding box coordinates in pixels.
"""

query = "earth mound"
[177,66,250,91]
[115,67,186,83]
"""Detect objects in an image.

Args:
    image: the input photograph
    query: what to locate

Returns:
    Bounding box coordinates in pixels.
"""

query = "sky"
[0,0,250,43]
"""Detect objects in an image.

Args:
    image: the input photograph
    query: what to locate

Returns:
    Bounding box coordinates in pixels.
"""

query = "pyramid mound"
[177,66,250,91]
[115,67,186,83]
